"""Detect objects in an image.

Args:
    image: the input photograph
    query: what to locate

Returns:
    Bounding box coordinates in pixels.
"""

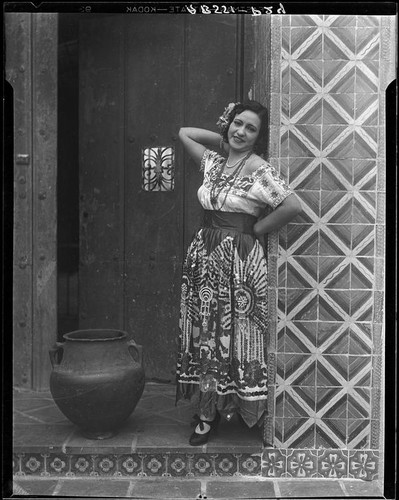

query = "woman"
[176,100,302,446]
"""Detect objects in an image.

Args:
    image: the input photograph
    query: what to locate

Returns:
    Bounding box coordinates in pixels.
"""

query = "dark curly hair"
[221,100,269,156]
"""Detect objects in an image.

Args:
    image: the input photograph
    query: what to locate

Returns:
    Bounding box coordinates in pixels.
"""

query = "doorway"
[57,14,255,381]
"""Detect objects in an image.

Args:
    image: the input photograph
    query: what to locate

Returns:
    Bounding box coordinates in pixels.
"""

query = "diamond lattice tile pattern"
[269,15,387,452]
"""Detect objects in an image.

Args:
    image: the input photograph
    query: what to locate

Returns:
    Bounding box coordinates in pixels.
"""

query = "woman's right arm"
[178,127,226,167]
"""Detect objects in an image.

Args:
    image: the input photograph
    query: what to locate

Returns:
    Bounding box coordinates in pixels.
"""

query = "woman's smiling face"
[227,110,261,153]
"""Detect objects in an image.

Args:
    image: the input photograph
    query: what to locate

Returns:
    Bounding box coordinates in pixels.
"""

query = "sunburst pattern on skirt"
[176,212,269,428]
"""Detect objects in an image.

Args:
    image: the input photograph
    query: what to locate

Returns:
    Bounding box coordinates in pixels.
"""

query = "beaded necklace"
[210,152,252,209]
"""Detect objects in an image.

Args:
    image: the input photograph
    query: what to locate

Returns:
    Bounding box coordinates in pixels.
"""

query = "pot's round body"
[49,329,145,439]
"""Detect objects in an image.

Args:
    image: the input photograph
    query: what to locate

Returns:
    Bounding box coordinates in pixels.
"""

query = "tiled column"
[266,13,395,479]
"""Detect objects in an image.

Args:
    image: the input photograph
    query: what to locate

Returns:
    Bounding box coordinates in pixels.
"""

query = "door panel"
[79,14,243,380]
[79,15,125,328]
[124,16,185,380]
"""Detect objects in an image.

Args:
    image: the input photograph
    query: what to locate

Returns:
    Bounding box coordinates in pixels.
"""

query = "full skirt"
[176,211,269,428]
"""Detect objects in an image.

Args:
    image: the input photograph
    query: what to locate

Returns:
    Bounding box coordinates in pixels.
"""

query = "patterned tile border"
[13,449,379,480]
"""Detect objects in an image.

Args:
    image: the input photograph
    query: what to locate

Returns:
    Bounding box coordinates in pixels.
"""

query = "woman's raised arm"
[178,127,227,166]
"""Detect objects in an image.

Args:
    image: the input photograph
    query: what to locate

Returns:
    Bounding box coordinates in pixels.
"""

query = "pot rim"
[63,329,128,342]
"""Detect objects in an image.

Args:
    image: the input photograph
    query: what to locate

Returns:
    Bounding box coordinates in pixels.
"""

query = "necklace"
[210,152,252,209]
[225,153,250,169]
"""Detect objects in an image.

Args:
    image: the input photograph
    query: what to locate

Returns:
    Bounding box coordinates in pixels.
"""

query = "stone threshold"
[11,476,384,499]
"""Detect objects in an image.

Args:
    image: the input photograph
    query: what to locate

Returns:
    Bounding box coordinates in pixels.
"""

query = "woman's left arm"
[253,193,302,237]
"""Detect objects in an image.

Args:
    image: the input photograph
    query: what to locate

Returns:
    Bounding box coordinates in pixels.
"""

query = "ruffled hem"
[176,382,267,429]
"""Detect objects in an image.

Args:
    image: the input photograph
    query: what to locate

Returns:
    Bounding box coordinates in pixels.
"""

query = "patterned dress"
[176,149,292,427]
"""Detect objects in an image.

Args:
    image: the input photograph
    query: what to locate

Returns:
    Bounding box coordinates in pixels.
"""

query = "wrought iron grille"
[142,147,175,191]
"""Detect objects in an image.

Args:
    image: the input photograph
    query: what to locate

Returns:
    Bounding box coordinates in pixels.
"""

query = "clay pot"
[49,329,145,439]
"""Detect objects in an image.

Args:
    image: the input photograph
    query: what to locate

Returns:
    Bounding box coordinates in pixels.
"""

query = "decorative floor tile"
[47,455,70,475]
[285,448,318,478]
[93,454,118,476]
[142,454,167,476]
[348,450,379,480]
[20,453,46,475]
[262,448,286,477]
[318,449,348,478]
[167,454,190,477]
[214,454,238,476]
[117,454,141,476]
[191,454,214,476]
[238,454,262,475]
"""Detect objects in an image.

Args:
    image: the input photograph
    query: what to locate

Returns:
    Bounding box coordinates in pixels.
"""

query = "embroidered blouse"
[198,149,292,217]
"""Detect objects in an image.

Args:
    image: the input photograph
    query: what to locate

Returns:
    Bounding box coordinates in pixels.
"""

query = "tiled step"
[12,385,380,480]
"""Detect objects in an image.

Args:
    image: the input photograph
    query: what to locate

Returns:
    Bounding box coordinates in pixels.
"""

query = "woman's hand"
[253,194,302,237]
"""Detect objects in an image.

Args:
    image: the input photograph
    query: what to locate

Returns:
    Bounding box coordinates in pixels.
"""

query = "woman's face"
[227,110,261,153]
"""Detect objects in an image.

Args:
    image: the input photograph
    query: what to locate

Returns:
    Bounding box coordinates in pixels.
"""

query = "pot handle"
[49,342,64,368]
[127,339,143,366]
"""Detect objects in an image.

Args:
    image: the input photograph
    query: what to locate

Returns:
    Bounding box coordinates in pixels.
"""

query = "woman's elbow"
[178,127,188,144]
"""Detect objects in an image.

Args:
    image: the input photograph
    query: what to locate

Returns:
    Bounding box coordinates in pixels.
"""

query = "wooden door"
[79,14,252,380]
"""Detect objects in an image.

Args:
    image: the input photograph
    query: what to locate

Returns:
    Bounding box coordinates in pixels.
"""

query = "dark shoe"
[189,412,220,446]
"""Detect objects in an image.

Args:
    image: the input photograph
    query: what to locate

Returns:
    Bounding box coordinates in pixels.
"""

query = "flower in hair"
[216,102,240,134]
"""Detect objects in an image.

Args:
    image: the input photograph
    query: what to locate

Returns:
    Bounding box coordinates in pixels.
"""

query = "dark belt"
[202,210,257,235]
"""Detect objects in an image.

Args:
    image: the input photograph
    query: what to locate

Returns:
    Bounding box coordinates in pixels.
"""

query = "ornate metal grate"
[142,147,175,191]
